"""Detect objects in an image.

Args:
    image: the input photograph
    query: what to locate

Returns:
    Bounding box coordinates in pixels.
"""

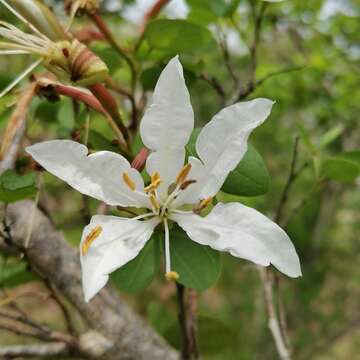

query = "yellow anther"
[176,163,192,185]
[144,172,162,193]
[165,271,180,281]
[123,172,136,191]
[151,172,161,183]
[150,194,160,210]
[82,226,102,255]
[194,197,213,213]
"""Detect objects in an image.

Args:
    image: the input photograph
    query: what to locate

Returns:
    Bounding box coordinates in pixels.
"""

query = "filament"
[0,58,42,98]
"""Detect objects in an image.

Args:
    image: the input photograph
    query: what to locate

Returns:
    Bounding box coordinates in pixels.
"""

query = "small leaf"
[0,171,37,203]
[170,225,221,291]
[221,145,270,196]
[0,262,38,288]
[165,316,237,355]
[111,235,160,293]
[322,158,360,183]
[338,150,360,166]
[88,130,118,152]
[318,125,344,149]
[144,19,216,55]
[140,65,163,91]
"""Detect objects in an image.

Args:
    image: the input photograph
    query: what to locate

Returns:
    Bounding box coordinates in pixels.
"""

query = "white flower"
[26,56,301,302]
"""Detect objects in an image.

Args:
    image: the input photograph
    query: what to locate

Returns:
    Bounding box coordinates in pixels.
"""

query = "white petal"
[174,99,274,206]
[80,215,160,302]
[140,55,194,188]
[171,202,301,278]
[26,140,150,208]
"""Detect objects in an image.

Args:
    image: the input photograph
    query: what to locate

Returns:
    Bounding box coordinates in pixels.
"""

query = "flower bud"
[64,0,100,17]
[8,0,68,41]
[45,39,109,86]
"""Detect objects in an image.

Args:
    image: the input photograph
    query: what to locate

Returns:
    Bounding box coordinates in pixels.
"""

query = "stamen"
[151,172,161,183]
[0,0,49,39]
[144,172,162,193]
[165,271,179,281]
[194,197,213,213]
[82,225,102,255]
[180,179,197,190]
[0,59,42,98]
[122,172,136,191]
[164,218,174,278]
[176,163,192,185]
[149,194,160,210]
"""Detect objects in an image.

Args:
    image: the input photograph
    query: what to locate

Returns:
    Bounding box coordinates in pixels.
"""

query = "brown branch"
[0,200,179,360]
[89,12,137,91]
[176,283,199,360]
[235,65,305,102]
[88,83,129,143]
[199,74,226,105]
[218,27,239,89]
[0,342,69,358]
[275,137,300,225]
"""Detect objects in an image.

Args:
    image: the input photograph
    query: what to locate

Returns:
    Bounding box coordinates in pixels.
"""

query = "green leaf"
[221,145,270,196]
[165,316,237,355]
[0,171,37,203]
[110,235,160,293]
[88,130,118,152]
[170,225,221,291]
[322,158,360,183]
[186,130,270,196]
[186,0,228,17]
[318,125,344,149]
[144,19,216,55]
[338,150,360,167]
[0,262,38,288]
[140,65,163,91]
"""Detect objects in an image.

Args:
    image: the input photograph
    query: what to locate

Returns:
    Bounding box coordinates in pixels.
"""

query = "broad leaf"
[144,20,216,55]
[322,158,359,183]
[111,234,160,293]
[170,225,221,291]
[0,171,37,203]
[186,130,269,196]
[221,145,270,196]
[88,130,118,152]
[0,262,38,288]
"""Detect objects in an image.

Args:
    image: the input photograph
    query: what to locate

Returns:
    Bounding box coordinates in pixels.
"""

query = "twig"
[141,0,170,33]
[89,12,137,91]
[0,342,69,358]
[106,79,139,131]
[217,26,239,89]
[43,280,78,336]
[258,268,291,360]
[88,83,130,144]
[235,65,305,102]
[176,283,199,360]
[199,74,226,106]
[275,137,300,225]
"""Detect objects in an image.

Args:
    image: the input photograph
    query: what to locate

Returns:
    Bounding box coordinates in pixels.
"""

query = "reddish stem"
[53,84,107,116]
[88,83,129,140]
